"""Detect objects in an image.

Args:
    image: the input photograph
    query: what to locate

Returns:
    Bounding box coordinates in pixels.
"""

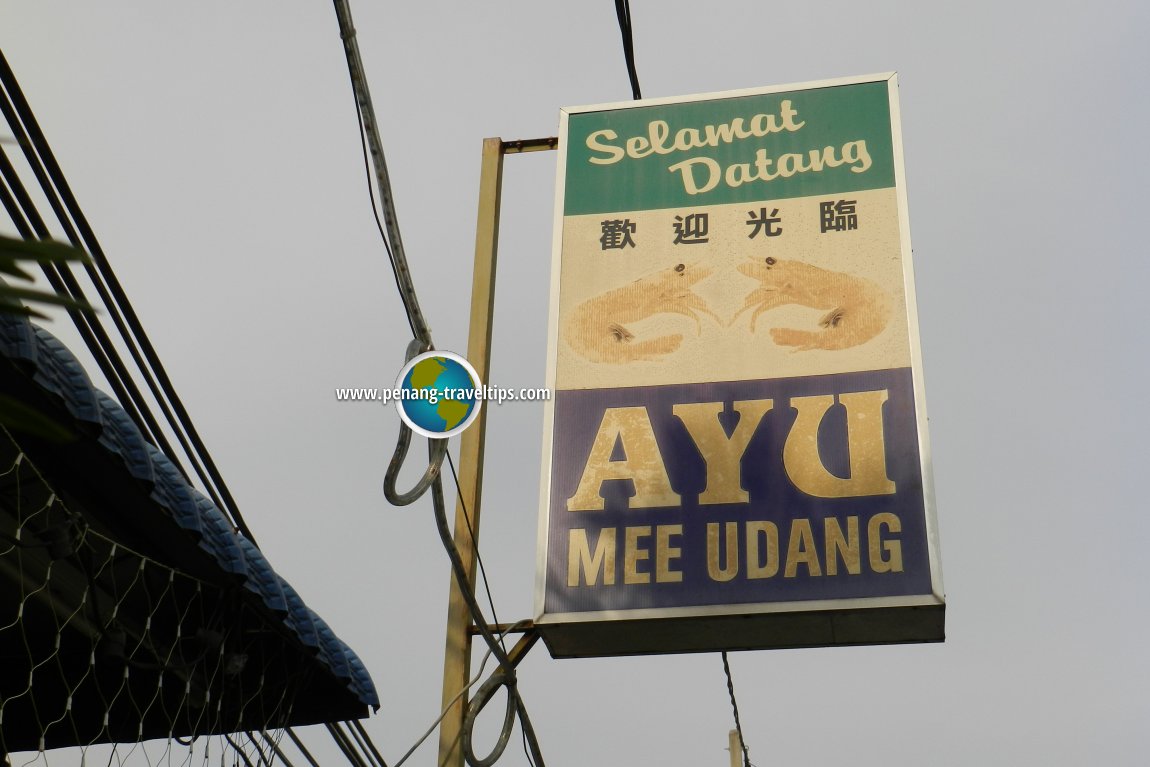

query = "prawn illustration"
[733,257,890,351]
[564,262,719,363]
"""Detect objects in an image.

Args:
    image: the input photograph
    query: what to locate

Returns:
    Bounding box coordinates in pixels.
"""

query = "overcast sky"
[4,1,1149,765]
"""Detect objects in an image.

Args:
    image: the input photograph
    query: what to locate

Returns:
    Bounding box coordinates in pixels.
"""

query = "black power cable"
[348,719,391,767]
[614,0,643,99]
[326,2,549,764]
[331,0,432,348]
[0,145,179,460]
[0,49,258,544]
[285,728,324,767]
[325,722,372,767]
[722,652,753,767]
[3,35,396,767]
[428,450,545,767]
[445,451,505,652]
[258,730,299,767]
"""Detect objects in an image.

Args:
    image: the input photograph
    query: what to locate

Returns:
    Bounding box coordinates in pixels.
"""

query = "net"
[0,427,309,762]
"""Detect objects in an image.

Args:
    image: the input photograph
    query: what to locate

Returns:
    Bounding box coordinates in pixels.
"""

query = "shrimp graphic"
[564,262,719,363]
[733,257,889,351]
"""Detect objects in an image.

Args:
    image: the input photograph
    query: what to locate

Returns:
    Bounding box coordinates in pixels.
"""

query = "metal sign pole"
[436,136,556,767]
[437,136,504,767]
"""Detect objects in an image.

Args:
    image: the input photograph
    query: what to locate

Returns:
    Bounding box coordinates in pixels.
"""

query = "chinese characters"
[598,200,861,252]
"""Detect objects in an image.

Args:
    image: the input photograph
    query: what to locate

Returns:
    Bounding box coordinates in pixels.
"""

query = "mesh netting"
[0,427,316,762]
[7,728,298,767]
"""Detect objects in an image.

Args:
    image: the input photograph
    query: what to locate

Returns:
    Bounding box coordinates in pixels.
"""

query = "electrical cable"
[0,143,180,461]
[614,0,643,99]
[327,3,548,764]
[445,450,505,652]
[722,652,753,767]
[0,49,258,544]
[0,57,250,538]
[344,719,387,767]
[391,621,528,767]
[331,0,432,348]
[382,342,448,505]
[3,48,403,767]
[429,451,545,767]
[243,731,274,767]
[0,76,173,454]
[346,69,415,343]
[9,58,410,767]
[329,0,445,501]
[223,734,259,767]
[258,730,298,767]
[325,722,371,767]
[348,719,391,767]
[285,728,323,767]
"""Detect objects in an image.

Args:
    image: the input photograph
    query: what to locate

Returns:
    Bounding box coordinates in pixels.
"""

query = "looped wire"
[378,342,545,764]
[331,0,544,759]
[428,450,546,767]
[461,670,518,767]
[382,338,448,506]
[463,667,545,767]
[383,428,447,506]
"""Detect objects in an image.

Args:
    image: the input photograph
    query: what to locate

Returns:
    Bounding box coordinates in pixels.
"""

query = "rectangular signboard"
[535,73,943,657]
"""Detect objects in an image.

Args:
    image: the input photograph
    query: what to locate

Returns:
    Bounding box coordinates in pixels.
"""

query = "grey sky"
[4,1,1148,764]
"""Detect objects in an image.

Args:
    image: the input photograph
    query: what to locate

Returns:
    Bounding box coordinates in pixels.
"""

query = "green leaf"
[0,235,92,266]
[0,285,96,313]
[0,300,47,320]
[0,394,78,443]
[0,260,34,280]
[0,236,97,318]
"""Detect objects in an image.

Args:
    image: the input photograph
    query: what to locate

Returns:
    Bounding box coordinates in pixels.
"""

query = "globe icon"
[395,352,482,438]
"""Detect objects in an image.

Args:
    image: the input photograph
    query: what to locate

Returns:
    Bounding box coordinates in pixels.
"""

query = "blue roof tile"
[29,326,101,424]
[95,391,155,483]
[0,311,378,710]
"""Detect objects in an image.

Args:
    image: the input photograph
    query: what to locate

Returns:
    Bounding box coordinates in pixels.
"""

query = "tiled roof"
[0,311,379,711]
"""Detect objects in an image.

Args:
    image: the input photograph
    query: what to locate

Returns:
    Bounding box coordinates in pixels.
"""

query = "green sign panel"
[564,80,895,216]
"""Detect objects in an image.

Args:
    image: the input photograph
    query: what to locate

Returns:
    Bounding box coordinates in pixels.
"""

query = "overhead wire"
[328,1,547,763]
[257,730,298,767]
[331,0,431,348]
[2,33,407,767]
[223,734,259,767]
[614,0,643,99]
[428,460,545,767]
[348,719,391,767]
[0,138,175,458]
[12,2,716,765]
[345,61,416,343]
[445,450,505,652]
[341,720,387,767]
[243,731,274,767]
[325,722,373,767]
[390,621,529,767]
[0,49,258,543]
[2,44,414,767]
[722,652,754,767]
[285,728,323,767]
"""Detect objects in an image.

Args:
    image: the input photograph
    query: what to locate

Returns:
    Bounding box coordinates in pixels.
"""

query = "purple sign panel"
[545,369,930,615]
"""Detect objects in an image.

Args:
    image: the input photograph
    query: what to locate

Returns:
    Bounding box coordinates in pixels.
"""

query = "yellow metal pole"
[437,136,504,767]
[436,135,556,767]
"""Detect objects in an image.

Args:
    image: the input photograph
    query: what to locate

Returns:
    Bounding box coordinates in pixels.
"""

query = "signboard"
[535,73,943,657]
